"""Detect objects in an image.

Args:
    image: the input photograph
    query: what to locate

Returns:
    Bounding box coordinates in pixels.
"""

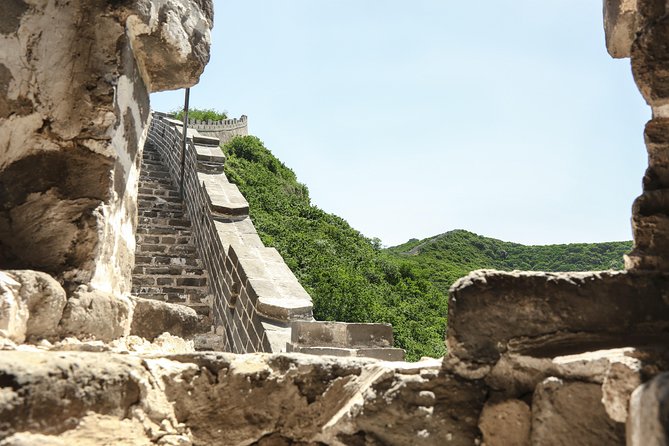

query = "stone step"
[137,244,198,256]
[139,166,172,175]
[133,264,207,276]
[134,290,207,300]
[285,345,406,361]
[140,159,171,167]
[139,178,180,189]
[137,205,184,215]
[136,227,192,236]
[138,210,186,219]
[138,198,183,208]
[131,286,211,298]
[139,169,174,179]
[132,275,208,287]
[134,255,203,267]
[137,217,192,229]
[137,188,181,198]
[136,234,194,245]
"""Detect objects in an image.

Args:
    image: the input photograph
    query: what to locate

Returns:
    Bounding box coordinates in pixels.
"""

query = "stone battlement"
[163,112,249,144]
[187,115,247,129]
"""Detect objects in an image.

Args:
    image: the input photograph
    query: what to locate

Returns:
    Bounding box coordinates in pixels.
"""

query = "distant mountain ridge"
[386,229,632,294]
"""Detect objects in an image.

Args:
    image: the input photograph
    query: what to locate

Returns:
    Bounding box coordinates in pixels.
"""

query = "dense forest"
[222,135,632,360]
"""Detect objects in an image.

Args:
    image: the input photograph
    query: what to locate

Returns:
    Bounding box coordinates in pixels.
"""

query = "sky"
[151,0,650,247]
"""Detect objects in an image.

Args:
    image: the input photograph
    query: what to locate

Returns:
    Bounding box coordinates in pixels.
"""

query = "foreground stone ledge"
[448,270,669,364]
[0,350,485,445]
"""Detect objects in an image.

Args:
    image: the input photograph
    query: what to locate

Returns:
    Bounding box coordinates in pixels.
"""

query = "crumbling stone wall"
[606,0,669,272]
[0,0,213,295]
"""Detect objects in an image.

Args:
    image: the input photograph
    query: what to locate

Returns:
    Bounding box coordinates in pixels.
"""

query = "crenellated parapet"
[184,114,249,144]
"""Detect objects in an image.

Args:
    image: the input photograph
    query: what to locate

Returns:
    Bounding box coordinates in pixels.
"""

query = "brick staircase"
[132,142,212,323]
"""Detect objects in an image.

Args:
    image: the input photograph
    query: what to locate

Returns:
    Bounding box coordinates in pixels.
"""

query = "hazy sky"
[151,0,650,247]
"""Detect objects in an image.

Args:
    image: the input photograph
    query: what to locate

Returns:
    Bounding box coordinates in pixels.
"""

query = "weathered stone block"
[0,0,213,295]
[129,296,202,341]
[0,270,66,343]
[59,289,131,342]
[486,348,643,412]
[531,378,625,446]
[627,372,669,446]
[604,0,639,58]
[356,347,405,361]
[291,321,395,348]
[448,270,669,364]
[479,399,531,446]
[632,15,669,106]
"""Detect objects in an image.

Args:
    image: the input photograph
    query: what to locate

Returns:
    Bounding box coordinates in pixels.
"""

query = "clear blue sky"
[151,0,650,247]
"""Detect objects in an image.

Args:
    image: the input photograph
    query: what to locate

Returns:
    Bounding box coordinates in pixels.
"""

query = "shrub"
[172,107,228,122]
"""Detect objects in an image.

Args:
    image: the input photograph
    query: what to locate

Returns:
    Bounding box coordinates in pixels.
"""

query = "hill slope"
[222,136,446,360]
[387,230,632,296]
[222,136,632,360]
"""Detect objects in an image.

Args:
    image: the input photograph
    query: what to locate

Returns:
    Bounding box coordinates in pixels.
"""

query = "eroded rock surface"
[479,399,531,446]
[0,270,66,343]
[627,372,669,446]
[531,378,625,446]
[0,0,213,294]
[0,351,484,446]
[448,270,669,364]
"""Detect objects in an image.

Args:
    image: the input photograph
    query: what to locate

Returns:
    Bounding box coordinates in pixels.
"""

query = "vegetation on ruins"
[172,107,228,121]
[222,135,633,360]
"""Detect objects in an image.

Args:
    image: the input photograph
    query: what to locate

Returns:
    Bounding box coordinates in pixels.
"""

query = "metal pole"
[180,88,190,198]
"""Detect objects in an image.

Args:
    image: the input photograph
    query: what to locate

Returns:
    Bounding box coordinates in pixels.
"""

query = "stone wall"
[146,113,313,353]
[186,115,248,144]
[145,113,405,358]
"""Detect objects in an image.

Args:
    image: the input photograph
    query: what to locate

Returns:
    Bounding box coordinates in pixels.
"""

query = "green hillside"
[222,136,446,360]
[221,135,632,360]
[387,230,632,296]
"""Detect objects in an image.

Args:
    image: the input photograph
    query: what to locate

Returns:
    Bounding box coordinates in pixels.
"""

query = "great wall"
[0,0,668,445]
